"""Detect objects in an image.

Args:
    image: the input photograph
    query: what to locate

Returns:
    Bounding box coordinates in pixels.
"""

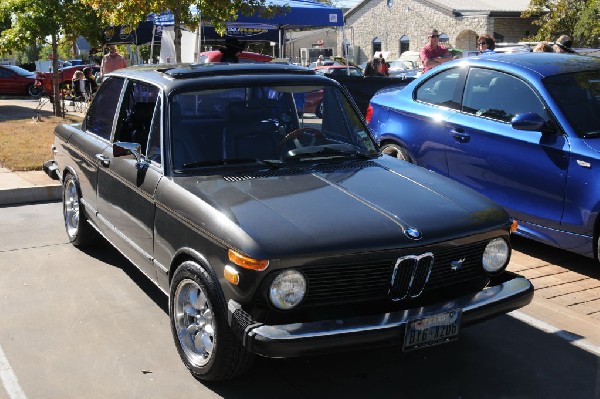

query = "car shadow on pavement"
[207,315,600,398]
[511,235,600,280]
[72,228,600,397]
[80,239,169,314]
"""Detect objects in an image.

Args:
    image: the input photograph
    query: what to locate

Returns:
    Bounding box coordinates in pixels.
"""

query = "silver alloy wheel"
[173,278,215,367]
[63,178,80,240]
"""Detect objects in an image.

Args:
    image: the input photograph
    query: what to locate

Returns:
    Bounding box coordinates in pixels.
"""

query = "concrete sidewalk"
[0,167,61,206]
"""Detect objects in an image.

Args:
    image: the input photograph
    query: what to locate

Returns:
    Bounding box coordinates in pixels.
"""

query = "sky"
[333,0,361,9]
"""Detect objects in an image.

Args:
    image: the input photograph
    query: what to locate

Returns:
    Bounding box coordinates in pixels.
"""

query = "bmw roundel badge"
[404,227,422,240]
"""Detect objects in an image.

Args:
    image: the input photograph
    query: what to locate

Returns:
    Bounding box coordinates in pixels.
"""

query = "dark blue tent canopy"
[150,0,344,29]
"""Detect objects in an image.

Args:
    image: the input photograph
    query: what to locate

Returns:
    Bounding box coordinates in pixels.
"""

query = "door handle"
[95,154,110,167]
[450,128,470,143]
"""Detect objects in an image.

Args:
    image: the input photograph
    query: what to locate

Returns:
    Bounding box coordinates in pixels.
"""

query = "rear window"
[545,71,600,136]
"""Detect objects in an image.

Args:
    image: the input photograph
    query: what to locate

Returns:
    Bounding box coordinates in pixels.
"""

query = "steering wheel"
[277,127,326,152]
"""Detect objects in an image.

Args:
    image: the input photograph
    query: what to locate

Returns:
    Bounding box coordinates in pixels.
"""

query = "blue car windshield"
[544,71,600,137]
[169,84,377,170]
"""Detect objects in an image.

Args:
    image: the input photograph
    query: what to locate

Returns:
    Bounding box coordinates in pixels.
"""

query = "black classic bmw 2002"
[44,63,533,381]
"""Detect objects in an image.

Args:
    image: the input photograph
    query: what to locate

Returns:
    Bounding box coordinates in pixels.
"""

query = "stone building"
[285,28,338,65]
[338,0,538,64]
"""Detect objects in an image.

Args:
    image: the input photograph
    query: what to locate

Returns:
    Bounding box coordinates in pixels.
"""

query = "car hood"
[172,157,508,257]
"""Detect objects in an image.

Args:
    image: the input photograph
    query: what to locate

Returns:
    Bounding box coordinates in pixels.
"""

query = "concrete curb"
[0,185,61,206]
[0,168,61,206]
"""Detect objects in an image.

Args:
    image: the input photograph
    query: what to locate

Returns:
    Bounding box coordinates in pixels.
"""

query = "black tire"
[170,261,254,381]
[27,84,42,98]
[315,101,323,118]
[381,142,412,163]
[62,173,95,247]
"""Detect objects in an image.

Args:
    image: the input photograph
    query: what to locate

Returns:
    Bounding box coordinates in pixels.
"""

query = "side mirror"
[511,112,546,132]
[113,142,150,170]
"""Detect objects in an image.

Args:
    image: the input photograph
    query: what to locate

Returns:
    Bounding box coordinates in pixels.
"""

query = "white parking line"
[0,344,27,399]
[510,310,600,356]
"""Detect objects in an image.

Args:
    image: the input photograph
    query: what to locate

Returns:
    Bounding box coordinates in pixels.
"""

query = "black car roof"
[108,63,331,91]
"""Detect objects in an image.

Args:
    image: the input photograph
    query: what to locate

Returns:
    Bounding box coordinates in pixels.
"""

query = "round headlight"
[482,238,510,273]
[269,270,307,310]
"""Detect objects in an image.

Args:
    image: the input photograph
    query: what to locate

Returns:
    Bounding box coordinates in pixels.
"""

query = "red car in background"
[197,50,272,63]
[0,65,41,98]
[35,64,100,99]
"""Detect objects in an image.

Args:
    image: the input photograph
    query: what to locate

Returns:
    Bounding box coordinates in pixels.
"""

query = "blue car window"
[545,71,600,137]
[415,69,461,110]
[463,69,546,123]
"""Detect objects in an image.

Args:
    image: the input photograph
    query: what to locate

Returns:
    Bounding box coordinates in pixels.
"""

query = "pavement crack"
[0,242,70,253]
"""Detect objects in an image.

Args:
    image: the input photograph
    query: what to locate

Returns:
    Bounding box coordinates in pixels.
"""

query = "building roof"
[346,0,531,19]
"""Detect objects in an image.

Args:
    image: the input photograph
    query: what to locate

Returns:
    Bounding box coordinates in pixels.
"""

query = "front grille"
[294,240,490,308]
[389,253,434,301]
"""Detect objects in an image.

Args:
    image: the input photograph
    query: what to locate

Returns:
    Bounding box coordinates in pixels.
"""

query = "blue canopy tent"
[150,0,345,59]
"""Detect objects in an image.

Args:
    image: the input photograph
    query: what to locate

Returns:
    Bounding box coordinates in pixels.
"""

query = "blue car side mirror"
[511,112,546,131]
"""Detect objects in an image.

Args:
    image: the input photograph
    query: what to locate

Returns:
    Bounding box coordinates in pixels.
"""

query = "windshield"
[5,65,34,77]
[170,84,377,171]
[544,71,600,137]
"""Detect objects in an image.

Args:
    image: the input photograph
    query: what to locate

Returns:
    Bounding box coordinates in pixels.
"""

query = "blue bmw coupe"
[367,52,600,259]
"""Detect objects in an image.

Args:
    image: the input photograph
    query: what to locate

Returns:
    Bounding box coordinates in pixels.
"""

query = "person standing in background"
[478,35,496,55]
[533,41,554,52]
[554,35,575,53]
[420,29,452,73]
[377,53,389,76]
[82,67,98,94]
[101,45,127,77]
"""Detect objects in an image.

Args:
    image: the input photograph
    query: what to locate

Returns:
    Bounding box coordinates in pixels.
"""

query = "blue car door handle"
[95,154,111,167]
[450,128,470,143]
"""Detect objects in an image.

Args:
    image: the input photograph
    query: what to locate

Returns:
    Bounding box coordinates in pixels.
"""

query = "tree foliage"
[522,0,600,47]
[0,0,102,114]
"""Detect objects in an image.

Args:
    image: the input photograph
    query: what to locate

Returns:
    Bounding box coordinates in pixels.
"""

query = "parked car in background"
[387,59,420,78]
[0,65,41,97]
[307,59,339,69]
[197,50,272,63]
[367,52,600,260]
[312,65,363,76]
[44,62,533,381]
[35,64,100,100]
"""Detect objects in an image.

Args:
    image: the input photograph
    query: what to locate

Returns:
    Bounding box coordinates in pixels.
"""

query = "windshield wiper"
[285,144,373,160]
[181,158,280,169]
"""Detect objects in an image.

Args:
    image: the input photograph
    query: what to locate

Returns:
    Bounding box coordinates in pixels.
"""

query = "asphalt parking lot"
[1,202,600,398]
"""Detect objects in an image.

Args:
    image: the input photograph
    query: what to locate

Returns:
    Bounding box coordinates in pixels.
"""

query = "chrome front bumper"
[227,274,533,358]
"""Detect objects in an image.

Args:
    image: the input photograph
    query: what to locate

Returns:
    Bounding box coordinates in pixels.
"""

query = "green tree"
[0,0,102,114]
[522,0,599,47]
[82,0,284,63]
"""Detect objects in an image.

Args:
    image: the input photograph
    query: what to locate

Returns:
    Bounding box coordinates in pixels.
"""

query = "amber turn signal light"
[228,249,269,271]
[510,219,518,233]
[224,265,240,285]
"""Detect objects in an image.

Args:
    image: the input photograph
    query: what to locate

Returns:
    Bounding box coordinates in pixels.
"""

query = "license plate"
[403,309,461,351]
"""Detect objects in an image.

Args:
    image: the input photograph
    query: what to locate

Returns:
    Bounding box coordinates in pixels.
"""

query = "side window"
[462,69,547,122]
[114,80,160,155]
[146,96,162,164]
[85,77,125,140]
[415,69,462,110]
